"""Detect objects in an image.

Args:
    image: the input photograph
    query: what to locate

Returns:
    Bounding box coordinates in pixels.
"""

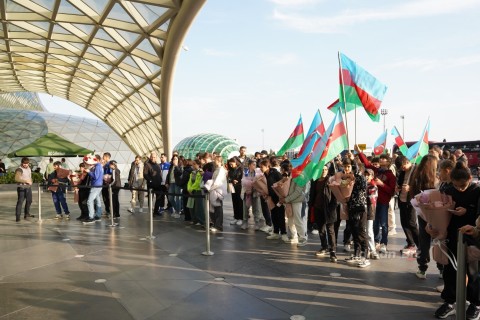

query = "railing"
[37,183,214,256]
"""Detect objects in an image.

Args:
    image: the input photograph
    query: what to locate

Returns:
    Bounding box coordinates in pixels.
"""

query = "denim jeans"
[373,203,389,245]
[87,186,103,219]
[52,190,69,214]
[168,184,182,212]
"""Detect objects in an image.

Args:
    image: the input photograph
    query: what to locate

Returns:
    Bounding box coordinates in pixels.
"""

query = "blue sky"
[42,0,480,154]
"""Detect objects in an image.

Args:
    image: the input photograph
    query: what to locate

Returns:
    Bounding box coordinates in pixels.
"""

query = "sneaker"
[55,214,62,219]
[315,249,328,257]
[330,252,338,263]
[370,252,380,260]
[254,220,265,230]
[379,244,387,254]
[260,225,273,233]
[297,238,307,247]
[230,219,238,225]
[24,214,34,219]
[138,208,143,213]
[210,227,218,233]
[434,302,455,319]
[195,222,202,226]
[64,215,70,220]
[172,213,181,218]
[240,221,248,230]
[236,220,243,226]
[82,218,96,225]
[388,228,397,236]
[266,233,281,240]
[358,259,371,268]
[400,245,416,255]
[343,244,351,252]
[466,303,480,320]
[311,229,319,235]
[127,208,134,213]
[416,269,427,279]
[284,237,298,244]
[345,256,361,264]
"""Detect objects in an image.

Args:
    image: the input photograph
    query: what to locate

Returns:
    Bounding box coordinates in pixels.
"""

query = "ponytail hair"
[450,161,471,182]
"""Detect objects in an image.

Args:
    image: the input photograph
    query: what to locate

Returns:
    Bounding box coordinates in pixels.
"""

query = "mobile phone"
[447,209,456,212]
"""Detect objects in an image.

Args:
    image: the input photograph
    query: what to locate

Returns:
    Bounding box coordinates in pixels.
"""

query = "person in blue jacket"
[83,154,104,224]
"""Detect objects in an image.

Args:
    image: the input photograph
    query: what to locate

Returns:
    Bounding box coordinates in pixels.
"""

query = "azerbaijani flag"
[407,119,430,164]
[291,131,321,178]
[391,126,408,156]
[277,115,304,156]
[327,98,360,114]
[297,109,325,158]
[294,108,348,186]
[373,130,387,155]
[338,52,388,122]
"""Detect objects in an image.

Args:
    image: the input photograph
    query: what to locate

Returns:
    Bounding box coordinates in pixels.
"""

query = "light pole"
[400,115,405,140]
[381,109,388,131]
[261,129,264,149]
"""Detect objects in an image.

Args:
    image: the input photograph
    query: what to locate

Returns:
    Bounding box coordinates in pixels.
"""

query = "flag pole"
[338,51,350,149]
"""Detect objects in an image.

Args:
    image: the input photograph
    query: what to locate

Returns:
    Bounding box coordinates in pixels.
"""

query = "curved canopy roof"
[0,0,205,156]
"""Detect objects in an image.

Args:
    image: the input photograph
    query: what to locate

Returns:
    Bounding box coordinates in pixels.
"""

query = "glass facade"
[174,133,240,160]
[0,92,46,111]
[0,109,135,179]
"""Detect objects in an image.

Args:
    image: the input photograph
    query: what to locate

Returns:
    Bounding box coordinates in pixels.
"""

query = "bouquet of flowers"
[253,174,275,210]
[328,173,354,205]
[411,189,454,265]
[272,177,292,217]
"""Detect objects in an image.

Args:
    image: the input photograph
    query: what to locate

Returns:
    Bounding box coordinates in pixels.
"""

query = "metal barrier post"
[107,185,118,227]
[146,189,156,239]
[456,231,467,318]
[202,192,214,256]
[38,183,42,222]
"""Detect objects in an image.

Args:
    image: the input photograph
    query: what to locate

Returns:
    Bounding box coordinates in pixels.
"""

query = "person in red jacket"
[354,145,397,254]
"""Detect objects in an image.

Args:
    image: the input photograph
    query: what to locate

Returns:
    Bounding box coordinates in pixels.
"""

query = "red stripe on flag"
[288,124,304,139]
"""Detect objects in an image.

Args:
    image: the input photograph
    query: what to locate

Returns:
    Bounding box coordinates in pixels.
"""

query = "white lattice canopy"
[0,0,205,155]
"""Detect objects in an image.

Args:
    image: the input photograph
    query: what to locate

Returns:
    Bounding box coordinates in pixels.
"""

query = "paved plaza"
[0,186,447,320]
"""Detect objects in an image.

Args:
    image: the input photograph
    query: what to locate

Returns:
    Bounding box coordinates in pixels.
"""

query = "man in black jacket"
[143,152,163,215]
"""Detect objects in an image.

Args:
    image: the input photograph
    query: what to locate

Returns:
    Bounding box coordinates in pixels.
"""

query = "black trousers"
[441,243,480,305]
[112,189,120,217]
[183,191,191,221]
[417,216,431,271]
[231,192,243,220]
[16,187,32,220]
[350,210,369,255]
[315,207,336,252]
[271,205,286,234]
[210,204,224,230]
[102,187,110,213]
[260,197,272,226]
[398,201,419,247]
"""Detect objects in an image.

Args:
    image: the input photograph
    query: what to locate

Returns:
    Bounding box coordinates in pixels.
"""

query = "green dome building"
[174,133,240,160]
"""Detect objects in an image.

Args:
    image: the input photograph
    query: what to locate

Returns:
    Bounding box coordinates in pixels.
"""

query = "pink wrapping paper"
[328,174,354,205]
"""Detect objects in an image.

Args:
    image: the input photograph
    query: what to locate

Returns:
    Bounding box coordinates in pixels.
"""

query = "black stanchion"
[456,231,467,318]
[146,188,156,239]
[201,192,213,256]
[107,184,118,227]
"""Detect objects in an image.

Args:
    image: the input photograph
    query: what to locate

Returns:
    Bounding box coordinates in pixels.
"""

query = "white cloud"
[262,52,299,65]
[271,0,480,34]
[202,48,236,57]
[268,0,324,7]
[383,54,480,71]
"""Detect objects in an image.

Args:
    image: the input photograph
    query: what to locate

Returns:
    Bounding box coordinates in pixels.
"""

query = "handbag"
[227,182,235,194]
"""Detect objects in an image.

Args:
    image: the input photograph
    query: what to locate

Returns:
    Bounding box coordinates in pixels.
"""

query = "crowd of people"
[12,145,480,319]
